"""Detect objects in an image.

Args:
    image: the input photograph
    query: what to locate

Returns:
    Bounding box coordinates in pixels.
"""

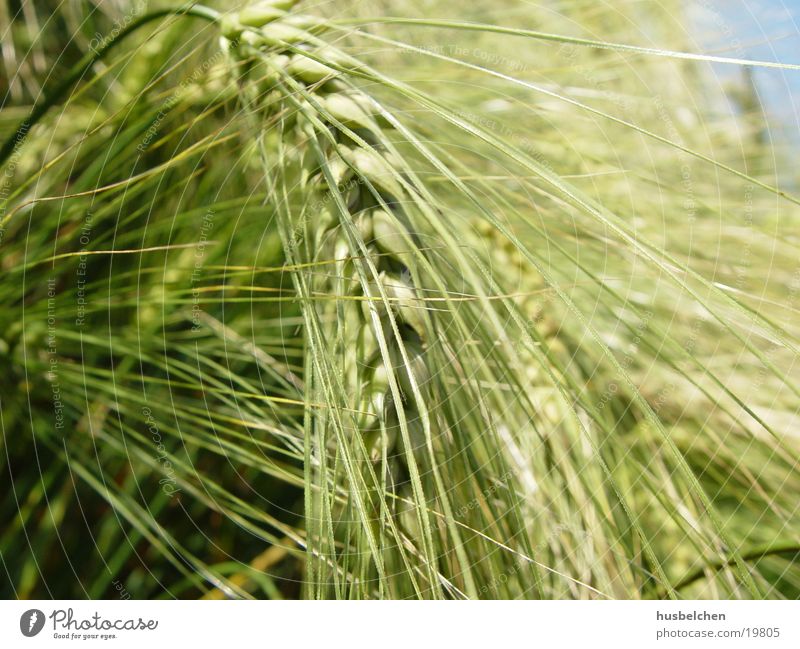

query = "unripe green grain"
[284,14,327,29]
[322,94,376,130]
[341,147,403,196]
[322,154,351,187]
[229,1,435,492]
[220,15,244,39]
[381,272,427,333]
[247,56,287,96]
[238,5,286,28]
[390,339,430,402]
[267,0,299,9]
[240,29,270,49]
[258,22,313,46]
[372,209,412,258]
[359,360,390,427]
[288,55,338,83]
[352,212,374,241]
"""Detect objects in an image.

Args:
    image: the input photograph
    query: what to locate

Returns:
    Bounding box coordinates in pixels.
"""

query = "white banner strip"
[1,600,798,648]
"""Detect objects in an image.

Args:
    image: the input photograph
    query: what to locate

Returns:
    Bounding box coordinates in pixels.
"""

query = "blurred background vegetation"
[0,0,798,599]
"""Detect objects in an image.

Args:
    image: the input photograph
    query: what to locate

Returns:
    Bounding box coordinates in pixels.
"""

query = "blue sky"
[690,0,799,147]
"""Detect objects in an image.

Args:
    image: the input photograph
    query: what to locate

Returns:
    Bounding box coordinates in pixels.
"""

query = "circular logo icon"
[20,609,45,637]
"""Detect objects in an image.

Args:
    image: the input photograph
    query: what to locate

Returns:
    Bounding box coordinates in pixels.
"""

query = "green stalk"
[332,17,800,71]
[667,542,800,596]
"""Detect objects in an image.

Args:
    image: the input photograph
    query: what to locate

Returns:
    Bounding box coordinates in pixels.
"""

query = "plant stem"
[0,3,220,167]
[332,17,800,71]
[655,541,800,597]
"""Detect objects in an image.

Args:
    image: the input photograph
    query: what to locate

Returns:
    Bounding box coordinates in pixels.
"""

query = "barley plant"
[1,0,798,600]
